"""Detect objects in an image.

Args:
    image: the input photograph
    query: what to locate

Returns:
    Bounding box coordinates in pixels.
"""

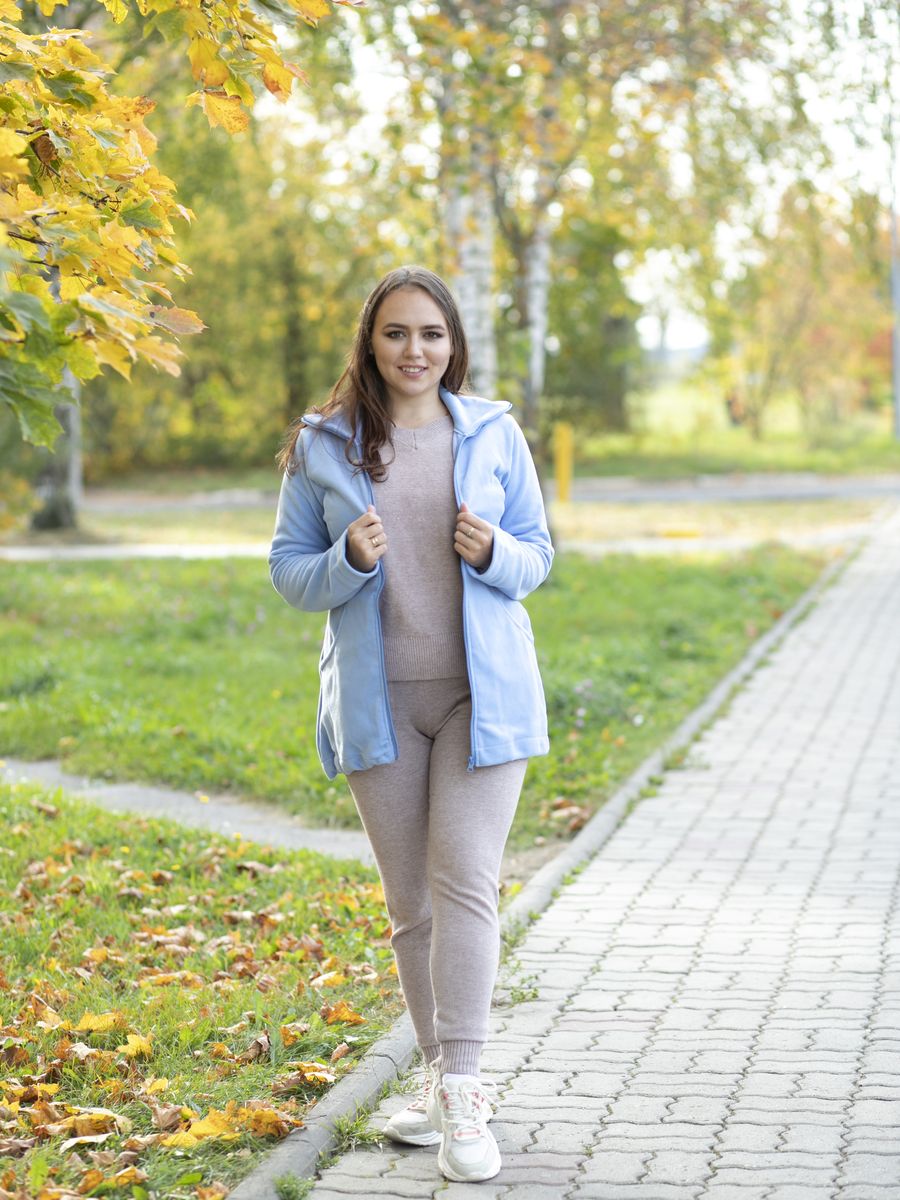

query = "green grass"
[0,779,404,1197]
[0,548,825,850]
[573,429,900,479]
[569,382,900,478]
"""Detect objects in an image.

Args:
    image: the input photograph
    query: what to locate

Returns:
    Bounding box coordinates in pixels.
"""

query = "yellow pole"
[554,421,573,504]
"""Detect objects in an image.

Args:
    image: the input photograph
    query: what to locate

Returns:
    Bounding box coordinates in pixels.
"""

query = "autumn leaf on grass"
[144,1099,183,1132]
[272,1061,336,1093]
[320,999,365,1026]
[74,1010,128,1034]
[236,1032,270,1064]
[116,1032,152,1058]
[330,1042,350,1062]
[237,1104,301,1138]
[160,1106,242,1146]
[309,970,346,990]
[279,1020,311,1047]
[77,1164,148,1192]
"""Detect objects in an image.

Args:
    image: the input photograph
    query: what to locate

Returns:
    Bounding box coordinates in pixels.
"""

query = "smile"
[399,367,426,375]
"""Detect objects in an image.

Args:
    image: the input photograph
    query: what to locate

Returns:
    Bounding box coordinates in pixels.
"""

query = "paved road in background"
[72,472,900,514]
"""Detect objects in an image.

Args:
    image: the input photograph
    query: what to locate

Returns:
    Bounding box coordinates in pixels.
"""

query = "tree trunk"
[30,266,81,530]
[31,384,82,530]
[521,214,551,472]
[441,88,497,398]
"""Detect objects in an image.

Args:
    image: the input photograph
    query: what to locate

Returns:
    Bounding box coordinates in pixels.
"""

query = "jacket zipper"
[365,471,399,763]
[452,427,478,771]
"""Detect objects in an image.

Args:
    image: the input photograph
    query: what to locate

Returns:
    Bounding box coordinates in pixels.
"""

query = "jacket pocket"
[319,606,346,670]
[502,597,535,643]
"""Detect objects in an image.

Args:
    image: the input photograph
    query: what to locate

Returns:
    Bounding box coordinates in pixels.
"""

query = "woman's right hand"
[345,504,387,573]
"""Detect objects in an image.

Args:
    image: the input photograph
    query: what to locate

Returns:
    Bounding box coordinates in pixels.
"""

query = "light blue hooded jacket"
[268,385,554,778]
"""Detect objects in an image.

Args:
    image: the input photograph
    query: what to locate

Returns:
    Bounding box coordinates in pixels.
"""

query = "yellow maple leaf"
[97,0,128,22]
[0,0,22,19]
[116,1032,152,1058]
[160,1129,199,1148]
[188,39,229,87]
[285,1060,336,1085]
[0,128,30,180]
[92,338,134,380]
[320,999,366,1026]
[75,1010,128,1033]
[238,1106,296,1137]
[262,59,296,101]
[185,89,250,134]
[131,336,184,377]
[294,0,330,24]
[188,1109,241,1141]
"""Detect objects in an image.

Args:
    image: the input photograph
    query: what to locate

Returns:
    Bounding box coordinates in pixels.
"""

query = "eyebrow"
[381,322,447,331]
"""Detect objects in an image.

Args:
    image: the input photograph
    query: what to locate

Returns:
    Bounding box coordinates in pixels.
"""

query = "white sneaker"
[381,1060,442,1146]
[433,1076,501,1182]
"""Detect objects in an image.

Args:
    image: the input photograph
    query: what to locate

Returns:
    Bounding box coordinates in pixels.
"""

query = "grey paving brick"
[578,1149,654,1183]
[492,1151,585,1185]
[714,1124,784,1153]
[836,1152,900,1185]
[573,1187,701,1200]
[528,1121,597,1156]
[641,1149,716,1185]
[312,1175,436,1197]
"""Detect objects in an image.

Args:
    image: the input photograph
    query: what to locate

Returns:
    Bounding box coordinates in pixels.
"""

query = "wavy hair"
[276,265,471,480]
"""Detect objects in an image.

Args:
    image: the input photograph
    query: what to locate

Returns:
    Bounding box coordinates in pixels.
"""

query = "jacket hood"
[302,386,511,442]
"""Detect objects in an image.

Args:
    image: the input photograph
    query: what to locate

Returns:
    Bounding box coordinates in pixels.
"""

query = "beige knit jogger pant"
[346,675,527,1078]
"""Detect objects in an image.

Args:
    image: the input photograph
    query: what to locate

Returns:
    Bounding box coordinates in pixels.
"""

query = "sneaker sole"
[437,1140,502,1182]
[382,1125,442,1147]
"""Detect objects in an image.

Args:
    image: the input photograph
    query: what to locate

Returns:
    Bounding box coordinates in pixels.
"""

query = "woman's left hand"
[454,501,494,571]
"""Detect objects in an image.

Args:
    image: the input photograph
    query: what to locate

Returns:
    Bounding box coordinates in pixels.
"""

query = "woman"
[268,265,553,1183]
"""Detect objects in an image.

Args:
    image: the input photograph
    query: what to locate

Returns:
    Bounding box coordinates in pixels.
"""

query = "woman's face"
[370,287,452,413]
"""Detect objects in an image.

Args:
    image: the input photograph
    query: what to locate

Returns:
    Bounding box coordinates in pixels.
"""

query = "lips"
[399,366,426,376]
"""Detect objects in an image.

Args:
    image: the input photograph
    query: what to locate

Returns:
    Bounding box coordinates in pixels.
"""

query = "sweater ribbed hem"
[420,1042,441,1065]
[384,634,468,681]
[439,1039,483,1077]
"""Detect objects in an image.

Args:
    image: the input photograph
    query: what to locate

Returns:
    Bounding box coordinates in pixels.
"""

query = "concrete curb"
[227,526,875,1199]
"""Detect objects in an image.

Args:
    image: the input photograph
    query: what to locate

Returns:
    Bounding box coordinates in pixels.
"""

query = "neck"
[388,394,448,430]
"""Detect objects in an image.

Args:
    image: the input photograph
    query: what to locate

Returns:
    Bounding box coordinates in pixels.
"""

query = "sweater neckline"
[391,413,452,442]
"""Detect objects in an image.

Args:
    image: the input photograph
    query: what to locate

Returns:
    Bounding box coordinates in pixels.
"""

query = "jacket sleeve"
[466,417,554,601]
[268,433,376,613]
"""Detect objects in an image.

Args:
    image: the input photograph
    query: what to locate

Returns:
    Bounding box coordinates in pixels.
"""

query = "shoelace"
[407,1068,436,1113]
[439,1079,497,1140]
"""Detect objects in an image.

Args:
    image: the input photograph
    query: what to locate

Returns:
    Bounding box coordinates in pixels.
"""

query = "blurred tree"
[82,58,439,476]
[366,1,811,472]
[1,0,358,522]
[723,188,891,440]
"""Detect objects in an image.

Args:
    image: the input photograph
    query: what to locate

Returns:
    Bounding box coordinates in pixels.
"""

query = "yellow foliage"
[116,1032,153,1057]
[74,1010,128,1033]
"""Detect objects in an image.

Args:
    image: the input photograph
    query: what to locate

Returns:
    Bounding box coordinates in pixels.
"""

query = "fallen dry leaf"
[320,999,365,1026]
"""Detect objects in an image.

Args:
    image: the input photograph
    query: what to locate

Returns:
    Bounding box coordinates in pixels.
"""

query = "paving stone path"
[305,505,900,1197]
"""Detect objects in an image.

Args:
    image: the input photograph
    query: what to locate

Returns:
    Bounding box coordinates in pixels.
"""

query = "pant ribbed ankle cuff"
[420,1042,441,1065]
[439,1039,483,1076]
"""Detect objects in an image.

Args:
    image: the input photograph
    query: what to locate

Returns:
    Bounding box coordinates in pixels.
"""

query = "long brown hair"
[276,265,471,479]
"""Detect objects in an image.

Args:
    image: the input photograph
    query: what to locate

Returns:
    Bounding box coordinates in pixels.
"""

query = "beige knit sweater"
[373,413,468,681]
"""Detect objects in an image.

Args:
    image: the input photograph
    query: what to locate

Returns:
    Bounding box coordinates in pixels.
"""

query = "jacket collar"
[302,385,511,442]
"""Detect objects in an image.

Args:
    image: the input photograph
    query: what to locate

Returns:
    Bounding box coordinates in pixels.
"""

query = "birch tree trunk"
[440,81,497,397]
[520,212,551,471]
[30,267,81,530]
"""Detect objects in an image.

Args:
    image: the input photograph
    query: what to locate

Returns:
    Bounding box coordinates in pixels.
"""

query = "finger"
[356,510,381,529]
[456,510,486,531]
